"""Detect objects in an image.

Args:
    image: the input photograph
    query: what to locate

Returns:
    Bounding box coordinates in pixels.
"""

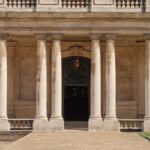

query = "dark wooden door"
[64,86,89,121]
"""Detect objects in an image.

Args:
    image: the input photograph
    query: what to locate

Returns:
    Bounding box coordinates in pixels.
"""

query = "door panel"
[64,86,89,121]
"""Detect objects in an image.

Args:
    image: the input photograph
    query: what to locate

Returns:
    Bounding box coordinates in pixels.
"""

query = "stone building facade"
[0,0,150,131]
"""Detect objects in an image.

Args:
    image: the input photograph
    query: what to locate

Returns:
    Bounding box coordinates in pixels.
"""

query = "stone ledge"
[144,118,150,132]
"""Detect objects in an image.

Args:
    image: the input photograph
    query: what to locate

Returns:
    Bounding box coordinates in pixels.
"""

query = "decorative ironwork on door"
[62,56,90,85]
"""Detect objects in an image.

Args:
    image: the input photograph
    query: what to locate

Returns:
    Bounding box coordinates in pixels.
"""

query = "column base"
[144,117,150,132]
[0,119,10,131]
[33,118,49,130]
[48,117,64,131]
[103,117,119,131]
[88,117,103,131]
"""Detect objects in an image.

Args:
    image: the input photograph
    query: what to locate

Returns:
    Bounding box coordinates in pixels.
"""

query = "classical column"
[103,34,119,131]
[49,34,64,130]
[33,34,48,130]
[144,34,150,132]
[88,35,103,130]
[0,34,10,131]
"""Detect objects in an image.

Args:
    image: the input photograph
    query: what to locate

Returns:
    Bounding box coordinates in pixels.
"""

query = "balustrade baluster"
[139,0,142,8]
[122,0,126,8]
[16,0,18,7]
[126,0,130,8]
[116,0,119,8]
[22,0,26,8]
[135,0,138,8]
[125,122,127,128]
[118,0,122,8]
[77,0,79,8]
[28,0,30,8]
[11,0,14,7]
[66,0,68,8]
[34,0,36,7]
[82,0,84,8]
[61,0,90,8]
[13,0,17,7]
[131,0,134,8]
[7,0,10,7]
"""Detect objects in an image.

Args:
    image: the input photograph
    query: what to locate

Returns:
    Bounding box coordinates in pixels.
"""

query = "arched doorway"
[62,56,91,121]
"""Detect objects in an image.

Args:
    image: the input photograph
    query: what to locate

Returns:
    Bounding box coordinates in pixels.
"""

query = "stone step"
[65,121,88,130]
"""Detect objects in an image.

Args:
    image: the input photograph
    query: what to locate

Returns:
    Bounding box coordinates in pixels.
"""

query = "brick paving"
[2,130,150,150]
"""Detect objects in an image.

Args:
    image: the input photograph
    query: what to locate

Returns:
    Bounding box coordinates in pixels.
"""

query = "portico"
[0,31,149,131]
[30,33,119,131]
[0,6,150,131]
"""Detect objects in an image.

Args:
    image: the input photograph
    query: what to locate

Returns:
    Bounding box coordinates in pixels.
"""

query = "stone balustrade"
[7,119,145,131]
[116,0,145,9]
[119,119,144,131]
[6,0,37,8]
[0,0,149,12]
[62,0,90,8]
[8,119,34,130]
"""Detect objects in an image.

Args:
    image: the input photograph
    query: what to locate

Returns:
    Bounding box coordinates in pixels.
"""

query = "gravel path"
[2,130,150,150]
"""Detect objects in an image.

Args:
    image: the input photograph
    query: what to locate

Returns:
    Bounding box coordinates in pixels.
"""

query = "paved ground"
[0,131,31,150]
[0,142,10,150]
[2,130,150,150]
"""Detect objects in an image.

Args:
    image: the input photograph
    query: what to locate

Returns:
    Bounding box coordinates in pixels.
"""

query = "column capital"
[36,34,47,40]
[105,34,117,40]
[0,33,9,40]
[144,34,150,40]
[90,34,103,40]
[51,34,62,40]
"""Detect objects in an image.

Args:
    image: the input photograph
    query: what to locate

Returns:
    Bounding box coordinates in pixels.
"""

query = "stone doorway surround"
[62,56,91,122]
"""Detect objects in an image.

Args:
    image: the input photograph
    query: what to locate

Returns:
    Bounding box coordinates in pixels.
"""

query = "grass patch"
[143,132,150,138]
[139,132,150,140]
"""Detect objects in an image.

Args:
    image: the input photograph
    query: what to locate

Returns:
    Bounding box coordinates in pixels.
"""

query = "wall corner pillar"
[144,34,150,132]
[0,33,10,131]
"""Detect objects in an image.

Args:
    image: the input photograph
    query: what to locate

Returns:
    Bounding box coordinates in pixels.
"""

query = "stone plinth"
[103,118,119,131]
[144,118,150,132]
[33,118,49,131]
[88,117,103,131]
[0,119,10,131]
[48,118,64,131]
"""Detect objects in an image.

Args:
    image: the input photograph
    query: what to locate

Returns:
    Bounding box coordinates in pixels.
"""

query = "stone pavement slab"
[2,130,150,150]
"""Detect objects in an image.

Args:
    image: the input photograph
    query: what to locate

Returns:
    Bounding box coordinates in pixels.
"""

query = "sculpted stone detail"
[62,44,90,59]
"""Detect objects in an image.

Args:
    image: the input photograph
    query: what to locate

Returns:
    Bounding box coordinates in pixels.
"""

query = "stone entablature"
[0,0,149,12]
